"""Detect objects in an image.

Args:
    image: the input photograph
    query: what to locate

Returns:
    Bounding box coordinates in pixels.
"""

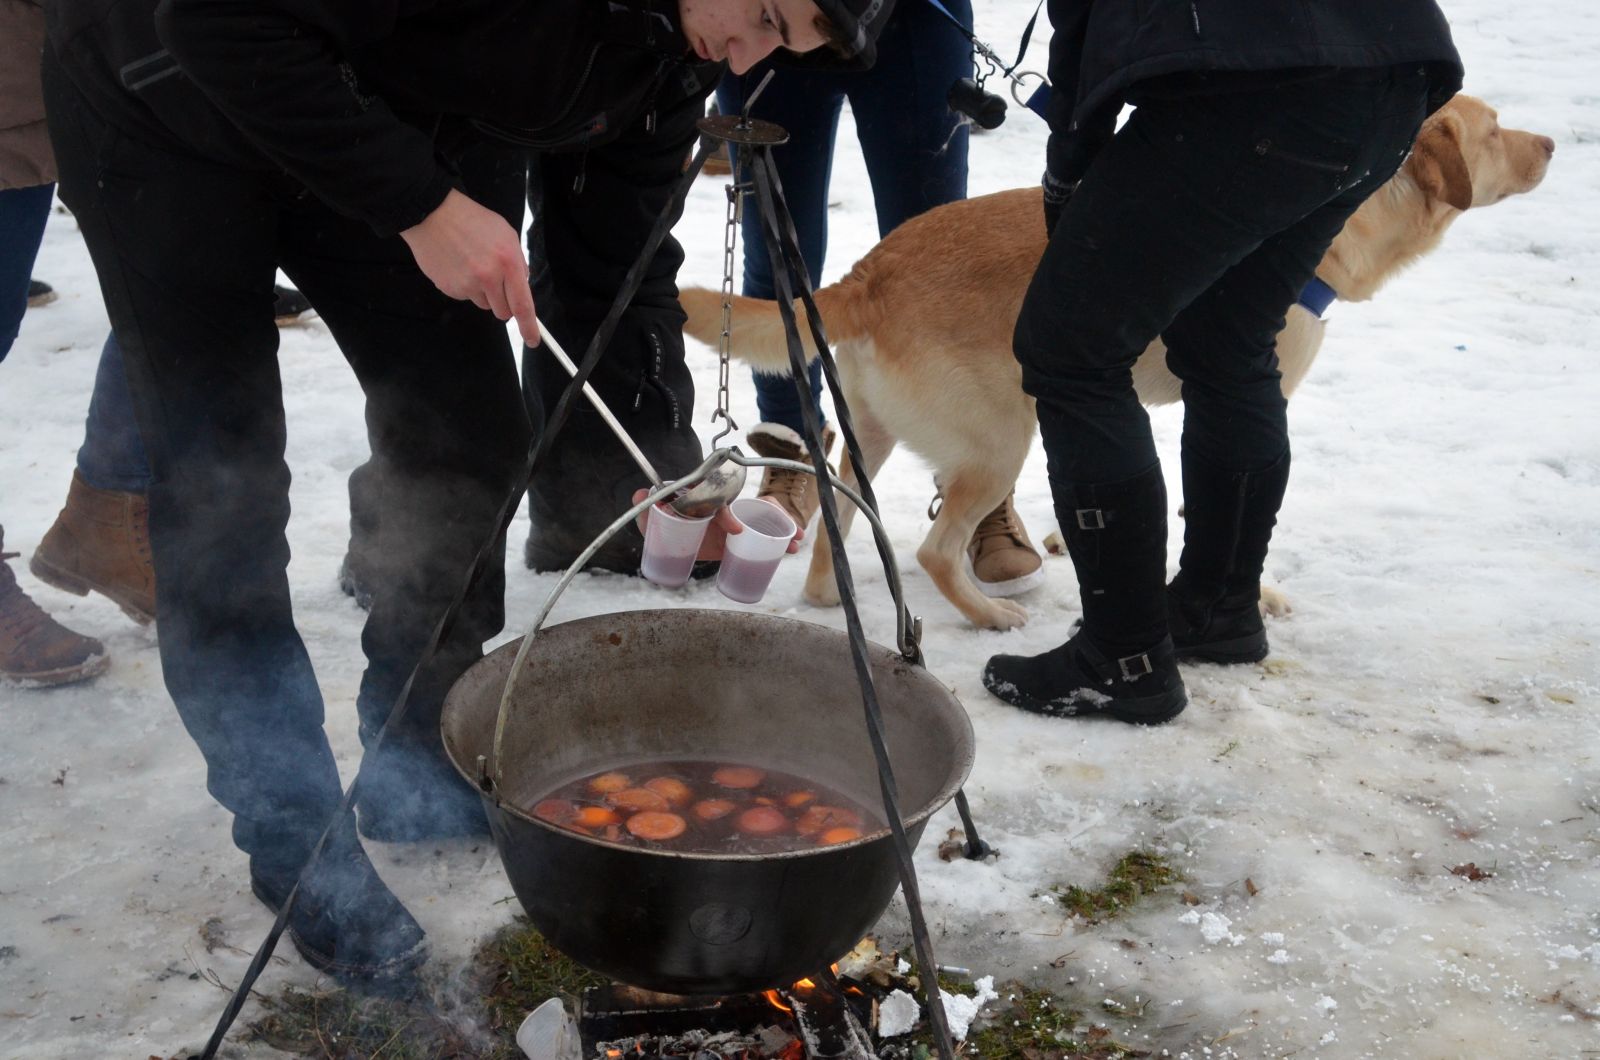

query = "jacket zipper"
[635,330,682,429]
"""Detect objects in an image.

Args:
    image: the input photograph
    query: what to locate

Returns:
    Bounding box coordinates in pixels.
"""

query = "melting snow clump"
[875,977,1000,1040]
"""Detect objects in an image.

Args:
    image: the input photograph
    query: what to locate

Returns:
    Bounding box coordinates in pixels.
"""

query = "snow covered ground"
[3,1,1598,1056]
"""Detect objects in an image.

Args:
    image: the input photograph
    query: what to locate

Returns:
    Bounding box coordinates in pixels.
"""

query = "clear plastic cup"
[717,498,798,604]
[641,504,713,588]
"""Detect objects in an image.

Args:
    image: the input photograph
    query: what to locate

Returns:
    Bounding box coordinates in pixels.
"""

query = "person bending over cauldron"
[43,0,892,984]
[983,2,1462,724]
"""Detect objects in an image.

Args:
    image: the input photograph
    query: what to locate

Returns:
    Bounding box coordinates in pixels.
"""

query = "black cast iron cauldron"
[440,608,974,996]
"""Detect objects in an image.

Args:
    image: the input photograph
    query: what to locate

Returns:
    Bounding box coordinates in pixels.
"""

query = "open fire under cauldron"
[441,608,974,997]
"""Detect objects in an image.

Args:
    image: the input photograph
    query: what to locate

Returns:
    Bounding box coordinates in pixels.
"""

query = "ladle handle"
[539,319,665,489]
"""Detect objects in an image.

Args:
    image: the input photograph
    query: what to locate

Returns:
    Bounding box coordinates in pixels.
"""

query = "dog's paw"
[975,598,1029,630]
[1260,585,1292,617]
[803,577,843,607]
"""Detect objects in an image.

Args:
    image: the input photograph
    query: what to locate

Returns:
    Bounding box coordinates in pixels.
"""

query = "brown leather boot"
[1,530,110,687]
[747,422,837,529]
[966,491,1046,598]
[31,471,156,624]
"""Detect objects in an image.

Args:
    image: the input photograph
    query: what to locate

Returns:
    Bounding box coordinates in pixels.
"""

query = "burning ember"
[572,959,889,1059]
[510,940,984,1060]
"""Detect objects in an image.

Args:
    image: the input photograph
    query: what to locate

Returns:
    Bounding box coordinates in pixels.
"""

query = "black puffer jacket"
[48,0,721,236]
[1043,0,1464,185]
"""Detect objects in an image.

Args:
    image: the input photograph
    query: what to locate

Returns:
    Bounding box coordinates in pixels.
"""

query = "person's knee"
[1180,386,1288,471]
[1013,290,1126,393]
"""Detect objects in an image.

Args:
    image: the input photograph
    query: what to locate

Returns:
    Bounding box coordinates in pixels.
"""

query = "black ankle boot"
[1168,449,1290,664]
[249,814,427,986]
[984,465,1186,724]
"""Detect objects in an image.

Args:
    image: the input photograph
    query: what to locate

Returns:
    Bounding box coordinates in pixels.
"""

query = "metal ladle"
[536,319,747,518]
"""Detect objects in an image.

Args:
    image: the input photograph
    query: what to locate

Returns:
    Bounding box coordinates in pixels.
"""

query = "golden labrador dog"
[682,96,1553,630]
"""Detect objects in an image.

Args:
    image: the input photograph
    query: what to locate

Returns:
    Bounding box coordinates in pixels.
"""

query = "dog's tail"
[680,279,873,373]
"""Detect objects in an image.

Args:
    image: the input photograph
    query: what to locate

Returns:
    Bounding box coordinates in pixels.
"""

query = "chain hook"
[711,168,746,448]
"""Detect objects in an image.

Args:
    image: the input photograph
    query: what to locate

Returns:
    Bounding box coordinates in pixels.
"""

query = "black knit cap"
[793,0,897,69]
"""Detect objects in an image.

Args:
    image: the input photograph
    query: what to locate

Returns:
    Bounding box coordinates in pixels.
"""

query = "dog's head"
[1321,94,1555,301]
[1409,94,1554,212]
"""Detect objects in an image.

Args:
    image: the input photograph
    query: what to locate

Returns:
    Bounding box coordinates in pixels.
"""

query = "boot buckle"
[1075,508,1105,530]
[1117,652,1153,680]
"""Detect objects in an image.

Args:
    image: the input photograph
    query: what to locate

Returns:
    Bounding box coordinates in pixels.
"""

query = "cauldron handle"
[486,446,921,795]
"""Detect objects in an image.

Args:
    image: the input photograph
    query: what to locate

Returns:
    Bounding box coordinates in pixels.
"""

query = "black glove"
[1041,170,1077,237]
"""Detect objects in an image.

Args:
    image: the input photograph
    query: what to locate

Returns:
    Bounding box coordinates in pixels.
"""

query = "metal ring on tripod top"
[697,113,790,147]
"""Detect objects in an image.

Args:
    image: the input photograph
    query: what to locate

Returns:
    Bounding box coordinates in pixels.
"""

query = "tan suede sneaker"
[966,492,1045,598]
[1,529,110,687]
[746,422,837,529]
[31,471,156,624]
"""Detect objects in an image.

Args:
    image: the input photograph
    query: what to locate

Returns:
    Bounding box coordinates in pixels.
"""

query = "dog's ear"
[1409,111,1474,212]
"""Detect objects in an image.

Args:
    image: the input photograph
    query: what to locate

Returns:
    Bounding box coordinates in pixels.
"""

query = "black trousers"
[45,53,531,863]
[1016,65,1435,487]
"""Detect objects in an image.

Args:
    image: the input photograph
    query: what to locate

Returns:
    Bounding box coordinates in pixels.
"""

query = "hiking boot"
[1,529,110,687]
[249,814,428,986]
[747,422,836,528]
[965,491,1045,598]
[31,471,156,624]
[983,465,1185,724]
[1167,449,1290,665]
[27,280,57,308]
[273,285,316,327]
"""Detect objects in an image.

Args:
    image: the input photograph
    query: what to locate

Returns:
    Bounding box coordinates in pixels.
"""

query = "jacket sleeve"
[154,0,455,235]
[1042,0,1114,187]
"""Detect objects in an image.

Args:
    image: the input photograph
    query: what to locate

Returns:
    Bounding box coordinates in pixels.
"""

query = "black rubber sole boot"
[1167,448,1290,665]
[249,819,428,987]
[1168,586,1268,664]
[983,630,1187,725]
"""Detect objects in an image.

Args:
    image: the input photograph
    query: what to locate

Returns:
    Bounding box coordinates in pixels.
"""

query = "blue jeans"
[0,184,151,491]
[715,0,971,432]
[77,332,152,492]
[0,183,54,363]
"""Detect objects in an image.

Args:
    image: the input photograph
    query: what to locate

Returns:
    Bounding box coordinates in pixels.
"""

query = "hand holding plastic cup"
[716,498,799,604]
[640,503,714,588]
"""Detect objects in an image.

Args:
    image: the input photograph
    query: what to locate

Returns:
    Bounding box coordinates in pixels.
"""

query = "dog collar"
[1296,276,1339,317]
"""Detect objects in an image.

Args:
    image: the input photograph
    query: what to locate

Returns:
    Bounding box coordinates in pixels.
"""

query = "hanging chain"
[710,166,743,447]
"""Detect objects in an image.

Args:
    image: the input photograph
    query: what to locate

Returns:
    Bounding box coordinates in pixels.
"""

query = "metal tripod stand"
[695,84,996,1060]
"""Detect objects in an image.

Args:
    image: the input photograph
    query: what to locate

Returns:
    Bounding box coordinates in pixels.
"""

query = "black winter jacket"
[48,0,722,237]
[1043,0,1464,187]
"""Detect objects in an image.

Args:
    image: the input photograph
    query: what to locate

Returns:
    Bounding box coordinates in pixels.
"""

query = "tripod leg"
[804,412,896,607]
